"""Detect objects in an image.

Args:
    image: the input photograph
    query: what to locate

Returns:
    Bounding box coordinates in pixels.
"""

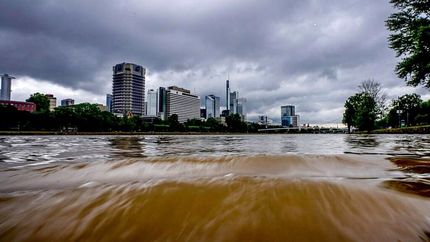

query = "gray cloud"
[0,0,427,123]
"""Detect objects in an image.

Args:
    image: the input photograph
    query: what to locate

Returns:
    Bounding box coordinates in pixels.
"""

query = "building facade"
[0,100,36,112]
[61,99,75,106]
[236,98,247,120]
[112,63,146,116]
[106,94,112,112]
[45,94,57,111]
[1,74,15,101]
[281,105,300,127]
[146,89,158,116]
[225,80,230,113]
[158,87,167,120]
[205,95,220,119]
[160,86,200,123]
[229,91,239,114]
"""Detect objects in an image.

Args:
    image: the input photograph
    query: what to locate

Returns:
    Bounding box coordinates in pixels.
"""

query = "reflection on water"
[0,134,430,241]
[345,134,380,148]
[110,137,145,158]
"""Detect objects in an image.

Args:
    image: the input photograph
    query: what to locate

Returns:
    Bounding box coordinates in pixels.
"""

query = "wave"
[1,154,430,241]
[0,154,398,191]
[1,178,429,242]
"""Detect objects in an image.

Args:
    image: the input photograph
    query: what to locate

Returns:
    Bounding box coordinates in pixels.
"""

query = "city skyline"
[1,0,429,124]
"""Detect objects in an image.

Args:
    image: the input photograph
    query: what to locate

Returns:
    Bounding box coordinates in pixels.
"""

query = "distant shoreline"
[0,131,256,136]
[1,125,429,135]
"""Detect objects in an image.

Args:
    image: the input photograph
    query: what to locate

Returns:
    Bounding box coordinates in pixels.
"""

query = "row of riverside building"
[107,62,247,123]
[1,62,300,127]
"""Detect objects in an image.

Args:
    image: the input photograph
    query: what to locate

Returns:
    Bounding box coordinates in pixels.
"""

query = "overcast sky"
[0,0,428,124]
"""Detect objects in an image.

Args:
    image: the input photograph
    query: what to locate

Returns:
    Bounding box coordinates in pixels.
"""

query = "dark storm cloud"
[0,0,422,123]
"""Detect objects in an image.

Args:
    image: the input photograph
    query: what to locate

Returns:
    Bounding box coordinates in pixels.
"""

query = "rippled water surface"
[0,134,430,241]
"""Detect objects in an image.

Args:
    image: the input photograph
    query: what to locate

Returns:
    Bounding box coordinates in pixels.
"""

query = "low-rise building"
[61,98,75,106]
[45,94,57,111]
[0,100,36,112]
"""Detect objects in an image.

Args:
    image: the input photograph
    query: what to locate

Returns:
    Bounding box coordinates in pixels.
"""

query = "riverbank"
[372,125,430,134]
[0,131,253,135]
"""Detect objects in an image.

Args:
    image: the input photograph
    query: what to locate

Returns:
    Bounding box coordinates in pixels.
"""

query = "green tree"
[386,0,430,88]
[342,92,378,132]
[358,79,387,116]
[226,114,247,132]
[26,93,50,112]
[343,96,357,134]
[168,114,183,131]
[415,99,430,124]
[387,93,423,127]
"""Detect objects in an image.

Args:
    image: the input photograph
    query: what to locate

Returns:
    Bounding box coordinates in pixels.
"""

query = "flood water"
[0,134,429,241]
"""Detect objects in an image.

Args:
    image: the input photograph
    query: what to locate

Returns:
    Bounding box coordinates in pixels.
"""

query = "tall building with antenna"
[225,79,230,113]
[1,74,15,101]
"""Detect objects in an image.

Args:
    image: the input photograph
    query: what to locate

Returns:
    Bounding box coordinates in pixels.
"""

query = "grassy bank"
[372,125,430,134]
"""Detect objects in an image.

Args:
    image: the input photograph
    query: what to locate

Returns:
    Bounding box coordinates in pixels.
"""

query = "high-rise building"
[159,86,200,123]
[61,98,75,106]
[205,95,220,119]
[112,62,146,116]
[281,105,300,127]
[146,89,158,116]
[225,80,230,112]
[236,97,247,120]
[229,91,239,114]
[1,74,15,101]
[106,94,112,112]
[45,94,57,111]
[158,87,167,120]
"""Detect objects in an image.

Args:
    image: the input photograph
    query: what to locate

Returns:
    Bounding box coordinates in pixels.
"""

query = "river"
[0,134,429,241]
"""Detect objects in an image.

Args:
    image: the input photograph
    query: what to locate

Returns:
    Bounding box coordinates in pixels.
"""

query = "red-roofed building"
[0,100,36,112]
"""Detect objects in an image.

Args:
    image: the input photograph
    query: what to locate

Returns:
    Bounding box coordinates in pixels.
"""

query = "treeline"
[0,101,262,133]
[343,80,430,133]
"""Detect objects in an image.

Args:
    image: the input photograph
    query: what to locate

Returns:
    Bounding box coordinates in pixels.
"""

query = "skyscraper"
[229,91,239,114]
[281,105,300,127]
[112,62,146,116]
[1,74,15,101]
[158,87,167,120]
[146,89,158,116]
[106,94,112,112]
[225,80,230,112]
[236,97,247,120]
[205,95,220,119]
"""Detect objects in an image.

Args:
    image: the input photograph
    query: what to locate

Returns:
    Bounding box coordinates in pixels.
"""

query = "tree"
[168,114,183,131]
[343,97,357,134]
[386,0,430,88]
[415,99,430,124]
[387,93,423,127]
[226,114,247,132]
[358,79,387,116]
[342,92,378,132]
[26,93,50,112]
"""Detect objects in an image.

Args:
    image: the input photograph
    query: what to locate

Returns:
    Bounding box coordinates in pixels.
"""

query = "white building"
[160,86,200,123]
[146,89,158,116]
[1,74,15,101]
